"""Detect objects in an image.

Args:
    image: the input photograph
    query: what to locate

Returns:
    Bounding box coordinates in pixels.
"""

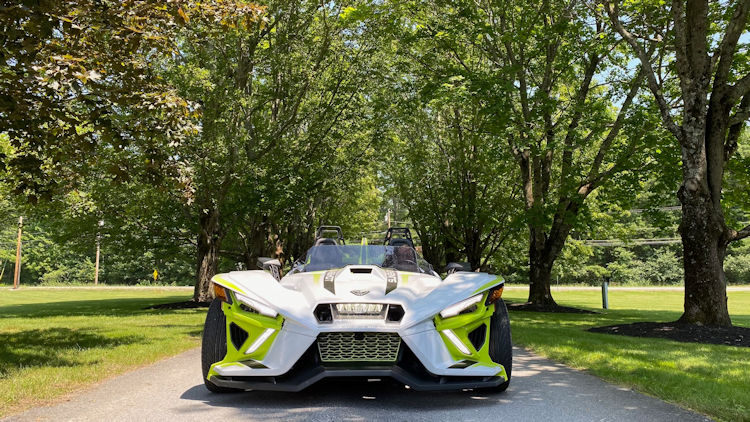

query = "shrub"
[725,253,750,285]
[40,260,96,285]
[636,248,683,285]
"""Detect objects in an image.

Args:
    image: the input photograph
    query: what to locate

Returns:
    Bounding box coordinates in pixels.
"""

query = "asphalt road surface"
[5,347,710,422]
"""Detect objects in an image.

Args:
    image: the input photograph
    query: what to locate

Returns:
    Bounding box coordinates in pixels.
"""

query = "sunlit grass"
[0,288,206,418]
[503,287,750,421]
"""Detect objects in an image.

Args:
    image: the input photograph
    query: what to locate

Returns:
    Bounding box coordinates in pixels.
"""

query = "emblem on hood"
[350,289,370,296]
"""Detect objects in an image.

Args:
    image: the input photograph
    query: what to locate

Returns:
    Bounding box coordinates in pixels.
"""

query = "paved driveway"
[5,347,710,422]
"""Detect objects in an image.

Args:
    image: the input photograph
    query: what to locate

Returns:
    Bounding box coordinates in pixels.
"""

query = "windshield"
[293,245,435,274]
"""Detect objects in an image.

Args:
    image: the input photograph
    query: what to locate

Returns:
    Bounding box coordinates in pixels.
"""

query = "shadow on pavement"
[174,348,707,422]
[179,374,514,417]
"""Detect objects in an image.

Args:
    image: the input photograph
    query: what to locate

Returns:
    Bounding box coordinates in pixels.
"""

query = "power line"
[583,238,681,247]
[627,206,681,213]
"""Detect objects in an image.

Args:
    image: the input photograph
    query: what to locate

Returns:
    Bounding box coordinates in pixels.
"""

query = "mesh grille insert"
[317,332,401,362]
[467,323,486,351]
[229,322,249,351]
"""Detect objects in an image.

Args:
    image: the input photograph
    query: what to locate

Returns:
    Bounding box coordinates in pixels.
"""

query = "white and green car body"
[202,243,511,392]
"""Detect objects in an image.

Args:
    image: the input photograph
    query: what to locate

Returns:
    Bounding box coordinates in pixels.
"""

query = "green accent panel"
[472,276,504,294]
[207,292,284,380]
[207,367,220,380]
[312,273,321,286]
[434,293,498,367]
[401,273,410,285]
[495,364,508,382]
[359,237,368,263]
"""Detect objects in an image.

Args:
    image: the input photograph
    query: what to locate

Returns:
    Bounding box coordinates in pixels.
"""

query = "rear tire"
[201,299,242,393]
[487,298,512,392]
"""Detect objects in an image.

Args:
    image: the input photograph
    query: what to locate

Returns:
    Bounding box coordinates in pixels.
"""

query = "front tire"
[487,298,512,392]
[201,299,242,393]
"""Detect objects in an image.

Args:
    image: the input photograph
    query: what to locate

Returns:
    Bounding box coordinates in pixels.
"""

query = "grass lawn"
[0,287,205,418]
[503,286,750,422]
[1,286,748,421]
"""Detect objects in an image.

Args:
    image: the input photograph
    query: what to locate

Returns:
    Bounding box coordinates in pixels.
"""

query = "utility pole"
[94,220,103,285]
[13,216,22,289]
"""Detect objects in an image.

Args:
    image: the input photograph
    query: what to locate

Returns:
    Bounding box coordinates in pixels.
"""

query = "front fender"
[212,271,319,330]
[399,272,504,330]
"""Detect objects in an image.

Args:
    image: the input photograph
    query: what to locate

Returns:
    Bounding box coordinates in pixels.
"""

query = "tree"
[604,0,750,325]
[0,0,221,200]
[398,0,655,306]
[384,85,522,271]
[166,0,382,301]
[2,1,381,299]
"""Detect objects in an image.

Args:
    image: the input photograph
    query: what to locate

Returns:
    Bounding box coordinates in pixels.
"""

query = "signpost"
[94,220,103,285]
[602,279,610,309]
[13,216,22,289]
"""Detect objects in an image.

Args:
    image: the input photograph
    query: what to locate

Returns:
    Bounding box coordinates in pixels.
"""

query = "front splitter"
[209,365,507,392]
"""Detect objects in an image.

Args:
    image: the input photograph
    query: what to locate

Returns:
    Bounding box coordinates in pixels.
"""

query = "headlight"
[439,294,483,318]
[335,303,384,316]
[235,292,278,318]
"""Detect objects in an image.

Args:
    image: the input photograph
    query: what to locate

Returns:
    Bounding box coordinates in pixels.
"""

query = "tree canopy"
[1,0,749,324]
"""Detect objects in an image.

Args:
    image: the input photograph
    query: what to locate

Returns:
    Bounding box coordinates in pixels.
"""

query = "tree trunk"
[674,91,733,326]
[467,250,482,273]
[193,208,222,303]
[676,183,732,326]
[527,226,558,307]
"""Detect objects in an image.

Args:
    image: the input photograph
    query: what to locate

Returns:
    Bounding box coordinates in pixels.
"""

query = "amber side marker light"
[213,283,230,303]
[487,286,504,304]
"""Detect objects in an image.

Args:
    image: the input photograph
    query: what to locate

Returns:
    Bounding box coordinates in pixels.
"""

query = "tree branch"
[729,106,750,126]
[604,1,684,141]
[588,66,647,180]
[712,0,750,91]
[725,93,750,163]
[560,52,601,184]
[670,0,690,90]
[729,72,750,103]
[730,223,750,242]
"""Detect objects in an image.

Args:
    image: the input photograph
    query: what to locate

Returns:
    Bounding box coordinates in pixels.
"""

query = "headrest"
[389,238,414,248]
[314,238,338,246]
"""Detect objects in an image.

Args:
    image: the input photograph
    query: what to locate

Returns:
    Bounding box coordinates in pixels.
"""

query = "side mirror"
[257,257,282,281]
[445,262,470,275]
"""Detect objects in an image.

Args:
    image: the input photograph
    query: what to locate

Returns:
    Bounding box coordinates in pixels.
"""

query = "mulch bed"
[505,301,597,314]
[146,301,211,310]
[588,322,750,348]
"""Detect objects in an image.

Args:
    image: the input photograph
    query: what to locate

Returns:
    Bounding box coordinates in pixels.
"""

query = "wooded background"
[1,0,749,325]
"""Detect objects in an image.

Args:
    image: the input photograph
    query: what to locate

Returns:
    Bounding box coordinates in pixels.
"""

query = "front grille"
[317,332,401,362]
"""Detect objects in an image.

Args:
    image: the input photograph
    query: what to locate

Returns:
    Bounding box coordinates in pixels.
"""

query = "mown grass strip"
[503,288,750,422]
[0,288,206,418]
